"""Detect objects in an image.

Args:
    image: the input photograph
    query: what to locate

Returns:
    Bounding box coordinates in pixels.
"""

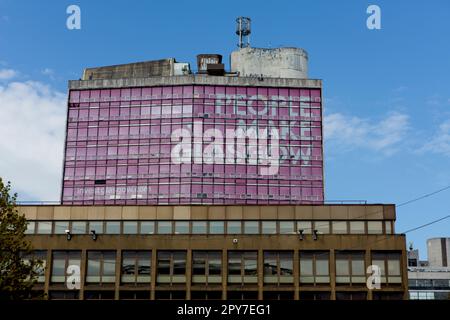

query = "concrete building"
[21,21,408,299]
[22,204,407,300]
[408,238,450,300]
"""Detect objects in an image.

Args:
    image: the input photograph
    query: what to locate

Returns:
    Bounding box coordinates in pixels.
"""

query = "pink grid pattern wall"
[62,85,323,205]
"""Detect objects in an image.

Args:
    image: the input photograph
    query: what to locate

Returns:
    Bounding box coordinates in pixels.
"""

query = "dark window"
[335,292,367,300]
[263,291,294,300]
[119,291,150,300]
[155,291,186,300]
[227,291,258,300]
[264,251,294,284]
[192,251,222,284]
[48,291,80,300]
[157,251,186,284]
[299,291,331,300]
[121,251,151,284]
[84,291,115,300]
[228,251,257,284]
[372,292,404,300]
[191,291,222,300]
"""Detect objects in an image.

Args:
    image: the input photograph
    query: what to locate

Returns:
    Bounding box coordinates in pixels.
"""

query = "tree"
[0,178,43,300]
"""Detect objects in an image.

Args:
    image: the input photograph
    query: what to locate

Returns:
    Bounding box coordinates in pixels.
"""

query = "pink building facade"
[62,82,323,205]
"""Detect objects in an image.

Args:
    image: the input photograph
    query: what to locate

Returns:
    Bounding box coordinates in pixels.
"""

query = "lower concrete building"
[408,238,450,300]
[20,204,408,300]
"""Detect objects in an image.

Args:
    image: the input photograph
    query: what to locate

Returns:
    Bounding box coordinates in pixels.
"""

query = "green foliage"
[0,177,44,300]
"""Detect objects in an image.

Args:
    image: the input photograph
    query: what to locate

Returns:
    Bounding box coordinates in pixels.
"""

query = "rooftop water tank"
[231,47,308,79]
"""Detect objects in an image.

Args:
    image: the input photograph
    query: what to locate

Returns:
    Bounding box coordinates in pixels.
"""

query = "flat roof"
[69,74,322,90]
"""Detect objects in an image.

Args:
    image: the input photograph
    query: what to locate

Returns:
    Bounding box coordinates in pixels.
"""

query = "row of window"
[46,290,404,300]
[26,220,393,235]
[69,86,321,103]
[28,250,402,286]
[409,291,450,300]
[409,279,450,289]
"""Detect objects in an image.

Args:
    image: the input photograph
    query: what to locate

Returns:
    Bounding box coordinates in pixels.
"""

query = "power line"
[397,184,450,207]
[402,214,450,234]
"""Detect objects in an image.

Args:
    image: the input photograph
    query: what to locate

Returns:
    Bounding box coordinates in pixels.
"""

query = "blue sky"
[0,0,449,258]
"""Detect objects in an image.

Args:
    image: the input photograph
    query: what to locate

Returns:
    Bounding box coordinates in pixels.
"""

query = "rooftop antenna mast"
[236,17,251,48]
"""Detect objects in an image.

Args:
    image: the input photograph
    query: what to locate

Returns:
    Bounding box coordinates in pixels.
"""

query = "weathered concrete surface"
[427,238,450,267]
[231,47,308,79]
[69,74,321,90]
[82,59,175,80]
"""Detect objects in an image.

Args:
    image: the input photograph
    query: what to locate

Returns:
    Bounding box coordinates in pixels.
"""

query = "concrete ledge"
[69,75,322,90]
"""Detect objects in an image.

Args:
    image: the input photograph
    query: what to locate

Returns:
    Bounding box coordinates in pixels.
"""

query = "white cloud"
[42,68,54,76]
[420,119,450,157]
[324,111,410,155]
[0,80,66,200]
[0,68,17,80]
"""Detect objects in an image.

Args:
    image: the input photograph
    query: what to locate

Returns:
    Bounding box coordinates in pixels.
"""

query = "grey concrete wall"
[427,238,450,267]
[231,47,308,79]
[82,59,175,80]
[69,74,321,90]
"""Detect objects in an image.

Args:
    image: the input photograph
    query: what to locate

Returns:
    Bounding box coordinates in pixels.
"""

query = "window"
[157,251,186,284]
[335,251,365,285]
[243,221,259,234]
[332,221,348,234]
[121,251,151,283]
[263,291,294,300]
[299,251,330,284]
[299,292,331,300]
[279,221,295,234]
[72,221,86,234]
[192,251,222,283]
[119,291,150,300]
[22,250,47,283]
[335,292,367,300]
[84,291,115,300]
[88,221,104,234]
[368,221,383,234]
[385,221,392,234]
[297,221,312,234]
[25,221,35,234]
[174,221,189,234]
[264,251,293,284]
[157,221,172,234]
[49,291,80,300]
[314,221,330,234]
[155,291,186,300]
[191,291,222,300]
[373,292,404,300]
[86,251,116,283]
[228,251,257,284]
[261,221,277,234]
[192,221,207,234]
[123,221,138,234]
[54,221,70,234]
[36,221,52,234]
[349,221,365,234]
[140,221,154,234]
[209,221,224,234]
[105,221,121,234]
[372,251,402,285]
[227,221,241,234]
[51,251,81,284]
[227,291,258,300]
